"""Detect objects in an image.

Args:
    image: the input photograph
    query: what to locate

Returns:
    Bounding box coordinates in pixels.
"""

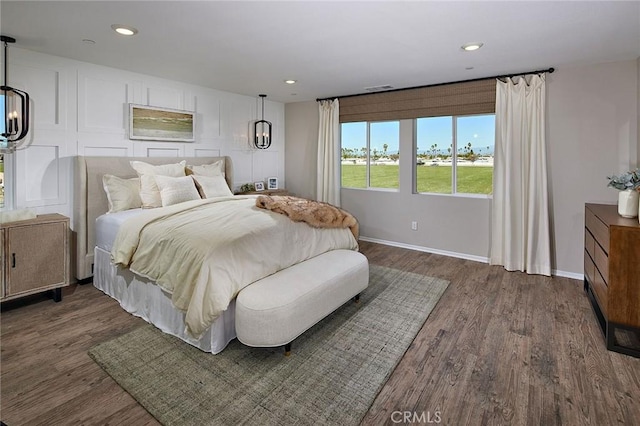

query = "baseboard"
[551,269,583,280]
[358,236,489,264]
[359,236,583,281]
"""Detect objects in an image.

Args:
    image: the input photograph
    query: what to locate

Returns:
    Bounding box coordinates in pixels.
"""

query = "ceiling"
[1,1,639,104]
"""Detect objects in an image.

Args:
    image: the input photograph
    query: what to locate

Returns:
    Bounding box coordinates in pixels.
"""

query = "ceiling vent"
[364,84,393,92]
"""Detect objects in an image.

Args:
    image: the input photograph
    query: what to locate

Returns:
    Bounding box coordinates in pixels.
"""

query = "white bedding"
[95,209,145,251]
[111,196,359,338]
[93,247,236,353]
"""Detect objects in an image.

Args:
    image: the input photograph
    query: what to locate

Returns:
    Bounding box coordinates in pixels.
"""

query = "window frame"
[340,119,400,191]
[414,113,495,198]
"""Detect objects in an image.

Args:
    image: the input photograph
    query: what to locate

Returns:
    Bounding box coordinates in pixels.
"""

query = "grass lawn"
[341,164,493,194]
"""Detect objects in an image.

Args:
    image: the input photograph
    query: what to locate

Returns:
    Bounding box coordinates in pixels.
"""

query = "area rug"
[88,265,449,426]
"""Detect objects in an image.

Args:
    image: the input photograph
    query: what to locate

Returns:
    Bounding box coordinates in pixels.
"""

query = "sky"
[341,114,495,156]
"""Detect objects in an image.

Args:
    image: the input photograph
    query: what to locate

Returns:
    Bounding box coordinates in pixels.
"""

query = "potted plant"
[607,168,640,218]
[238,183,256,194]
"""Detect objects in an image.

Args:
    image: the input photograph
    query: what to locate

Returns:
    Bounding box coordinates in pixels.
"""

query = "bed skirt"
[93,247,237,354]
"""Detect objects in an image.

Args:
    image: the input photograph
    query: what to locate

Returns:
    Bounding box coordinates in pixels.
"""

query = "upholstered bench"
[235,249,369,355]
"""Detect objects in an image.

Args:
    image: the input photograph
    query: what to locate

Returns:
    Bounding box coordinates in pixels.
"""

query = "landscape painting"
[129,104,195,142]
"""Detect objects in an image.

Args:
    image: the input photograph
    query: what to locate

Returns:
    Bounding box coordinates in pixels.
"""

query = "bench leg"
[284,343,291,357]
[354,293,360,304]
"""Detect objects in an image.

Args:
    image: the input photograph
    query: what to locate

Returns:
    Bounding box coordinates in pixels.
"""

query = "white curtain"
[317,99,341,206]
[490,74,551,276]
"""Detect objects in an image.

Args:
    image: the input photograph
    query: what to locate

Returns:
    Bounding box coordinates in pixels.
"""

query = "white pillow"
[154,175,201,207]
[187,160,225,177]
[130,160,187,177]
[192,174,233,199]
[130,160,187,208]
[102,174,142,213]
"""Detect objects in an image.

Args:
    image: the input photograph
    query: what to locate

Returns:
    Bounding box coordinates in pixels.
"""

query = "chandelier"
[1,35,30,153]
[254,94,272,149]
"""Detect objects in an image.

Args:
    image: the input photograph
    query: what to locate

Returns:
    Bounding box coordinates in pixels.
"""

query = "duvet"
[111,195,358,337]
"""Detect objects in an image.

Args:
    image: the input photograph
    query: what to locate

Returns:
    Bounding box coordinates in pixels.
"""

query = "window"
[341,120,399,190]
[416,114,495,195]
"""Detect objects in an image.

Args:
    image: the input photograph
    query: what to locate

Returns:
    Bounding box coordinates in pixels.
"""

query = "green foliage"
[607,169,640,191]
[239,183,255,193]
[341,164,493,194]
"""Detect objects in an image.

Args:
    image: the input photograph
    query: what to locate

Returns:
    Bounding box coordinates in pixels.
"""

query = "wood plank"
[2,241,639,426]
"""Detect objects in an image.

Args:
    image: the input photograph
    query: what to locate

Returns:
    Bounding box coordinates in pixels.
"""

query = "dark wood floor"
[2,241,639,426]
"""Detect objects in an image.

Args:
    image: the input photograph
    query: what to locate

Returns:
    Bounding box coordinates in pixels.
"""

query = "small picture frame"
[254,181,265,191]
[267,177,278,190]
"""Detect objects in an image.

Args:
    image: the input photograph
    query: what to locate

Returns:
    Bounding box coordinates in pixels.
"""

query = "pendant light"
[1,35,30,153]
[254,94,272,149]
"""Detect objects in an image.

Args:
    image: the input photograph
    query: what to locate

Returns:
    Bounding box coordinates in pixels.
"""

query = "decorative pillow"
[192,174,233,199]
[154,175,202,207]
[186,160,225,177]
[102,174,142,213]
[130,160,187,208]
[130,160,187,177]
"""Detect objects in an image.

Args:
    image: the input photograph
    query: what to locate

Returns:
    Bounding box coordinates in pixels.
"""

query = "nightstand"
[1,213,70,303]
[238,189,289,196]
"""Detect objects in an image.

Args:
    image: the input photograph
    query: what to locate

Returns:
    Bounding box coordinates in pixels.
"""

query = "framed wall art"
[129,104,195,142]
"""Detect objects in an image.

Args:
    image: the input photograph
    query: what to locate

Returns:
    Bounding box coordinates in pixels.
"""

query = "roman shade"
[339,79,496,123]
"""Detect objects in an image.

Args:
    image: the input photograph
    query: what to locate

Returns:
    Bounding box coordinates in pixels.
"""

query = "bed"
[74,156,359,353]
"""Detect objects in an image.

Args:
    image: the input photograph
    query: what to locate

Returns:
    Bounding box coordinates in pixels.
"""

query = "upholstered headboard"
[74,156,233,281]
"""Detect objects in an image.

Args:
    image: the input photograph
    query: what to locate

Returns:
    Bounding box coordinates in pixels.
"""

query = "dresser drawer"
[593,241,609,285]
[585,229,595,259]
[585,247,608,316]
[591,266,608,317]
[586,208,610,254]
[584,250,595,284]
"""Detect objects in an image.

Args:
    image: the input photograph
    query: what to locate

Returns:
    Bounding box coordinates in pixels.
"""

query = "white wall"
[2,48,285,225]
[284,101,318,199]
[547,60,638,276]
[285,59,639,277]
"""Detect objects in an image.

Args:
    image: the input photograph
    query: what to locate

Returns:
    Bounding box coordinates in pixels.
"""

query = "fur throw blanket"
[255,195,359,240]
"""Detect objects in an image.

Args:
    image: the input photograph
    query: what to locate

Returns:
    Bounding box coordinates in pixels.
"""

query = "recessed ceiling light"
[284,79,297,84]
[111,24,138,36]
[461,42,483,51]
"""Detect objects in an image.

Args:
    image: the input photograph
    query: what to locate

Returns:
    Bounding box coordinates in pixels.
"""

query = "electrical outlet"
[411,221,418,231]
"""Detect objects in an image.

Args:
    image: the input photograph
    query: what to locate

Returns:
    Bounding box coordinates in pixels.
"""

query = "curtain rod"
[316,67,555,102]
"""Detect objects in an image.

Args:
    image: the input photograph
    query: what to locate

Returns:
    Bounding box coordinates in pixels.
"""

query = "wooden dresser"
[1,213,70,303]
[584,203,640,357]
